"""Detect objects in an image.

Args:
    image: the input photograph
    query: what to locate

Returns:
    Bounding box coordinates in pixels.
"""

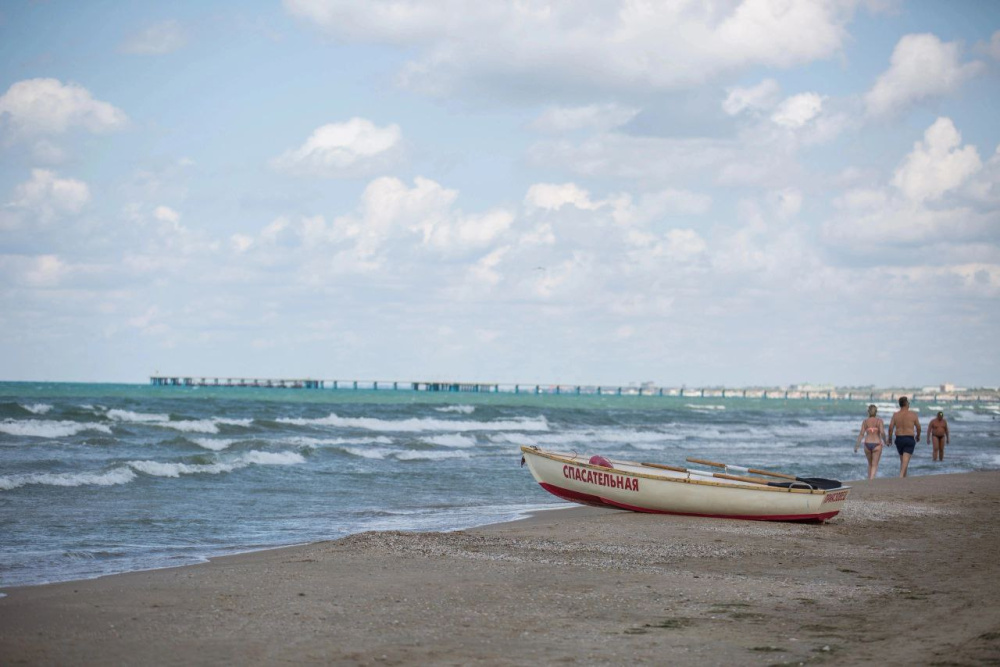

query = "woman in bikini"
[855,404,887,480]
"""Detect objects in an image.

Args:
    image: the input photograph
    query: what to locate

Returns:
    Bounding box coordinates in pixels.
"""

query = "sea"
[2,382,998,590]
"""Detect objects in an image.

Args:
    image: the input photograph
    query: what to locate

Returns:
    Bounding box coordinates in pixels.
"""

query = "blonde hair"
[868,404,878,417]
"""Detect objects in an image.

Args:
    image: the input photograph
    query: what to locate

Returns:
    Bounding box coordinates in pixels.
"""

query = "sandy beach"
[2,471,999,665]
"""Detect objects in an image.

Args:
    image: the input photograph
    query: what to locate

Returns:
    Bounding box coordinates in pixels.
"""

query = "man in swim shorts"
[888,396,921,477]
[928,411,949,462]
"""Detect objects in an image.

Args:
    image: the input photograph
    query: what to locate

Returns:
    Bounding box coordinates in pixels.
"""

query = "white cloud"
[272,117,403,177]
[153,205,180,225]
[769,188,803,218]
[978,30,1000,60]
[652,228,708,261]
[524,183,602,211]
[530,104,639,133]
[865,33,984,117]
[770,93,824,128]
[286,0,856,96]
[0,78,127,137]
[892,117,981,202]
[723,79,781,116]
[120,19,187,55]
[240,176,514,264]
[1,254,70,287]
[7,169,90,223]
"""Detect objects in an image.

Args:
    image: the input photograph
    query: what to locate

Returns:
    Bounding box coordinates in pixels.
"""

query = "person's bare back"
[888,397,921,477]
[890,408,920,438]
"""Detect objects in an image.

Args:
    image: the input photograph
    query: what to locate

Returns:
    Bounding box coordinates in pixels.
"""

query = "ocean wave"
[277,435,394,449]
[434,405,475,414]
[685,404,726,411]
[339,446,398,460]
[0,419,113,438]
[155,418,254,434]
[424,434,476,448]
[490,428,682,447]
[127,450,304,478]
[0,467,136,491]
[395,450,471,461]
[22,403,53,415]
[107,409,170,423]
[190,437,238,451]
[276,412,548,433]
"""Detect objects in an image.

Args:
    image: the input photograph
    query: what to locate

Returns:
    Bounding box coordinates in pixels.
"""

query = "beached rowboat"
[520,446,850,523]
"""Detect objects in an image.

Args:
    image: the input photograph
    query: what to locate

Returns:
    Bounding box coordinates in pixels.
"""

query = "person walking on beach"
[855,404,887,480]
[888,396,921,477]
[928,411,949,462]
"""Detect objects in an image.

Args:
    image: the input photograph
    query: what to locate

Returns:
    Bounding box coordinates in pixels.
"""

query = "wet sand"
[2,471,999,665]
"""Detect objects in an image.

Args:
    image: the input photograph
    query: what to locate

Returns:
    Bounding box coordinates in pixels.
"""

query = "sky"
[1,0,999,388]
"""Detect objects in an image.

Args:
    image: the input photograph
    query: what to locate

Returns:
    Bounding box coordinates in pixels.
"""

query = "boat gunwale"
[521,446,846,495]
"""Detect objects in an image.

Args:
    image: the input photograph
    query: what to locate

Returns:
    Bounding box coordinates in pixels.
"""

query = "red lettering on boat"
[822,490,848,504]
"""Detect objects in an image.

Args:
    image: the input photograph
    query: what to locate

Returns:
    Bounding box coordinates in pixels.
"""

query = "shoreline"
[3,471,1000,665]
[0,503,571,593]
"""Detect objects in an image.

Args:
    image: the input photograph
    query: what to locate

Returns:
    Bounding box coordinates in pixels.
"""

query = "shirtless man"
[928,411,949,462]
[888,396,921,477]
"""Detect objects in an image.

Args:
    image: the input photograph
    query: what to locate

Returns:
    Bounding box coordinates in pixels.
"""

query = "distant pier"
[149,376,1000,405]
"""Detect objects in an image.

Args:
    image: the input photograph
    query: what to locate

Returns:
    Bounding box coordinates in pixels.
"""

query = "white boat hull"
[521,447,849,522]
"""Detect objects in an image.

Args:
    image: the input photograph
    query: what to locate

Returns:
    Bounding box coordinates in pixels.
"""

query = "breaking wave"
[425,434,476,448]
[0,467,136,491]
[434,405,475,414]
[127,451,304,477]
[276,412,548,432]
[0,419,113,438]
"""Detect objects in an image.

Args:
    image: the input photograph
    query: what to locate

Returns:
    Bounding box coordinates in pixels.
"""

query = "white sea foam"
[340,446,397,460]
[190,438,237,451]
[278,435,394,449]
[155,418,254,434]
[0,467,136,491]
[107,409,170,423]
[435,405,475,414]
[127,450,304,477]
[425,434,476,448]
[0,419,113,438]
[490,428,682,448]
[277,412,548,432]
[395,450,471,461]
[686,404,726,411]
[22,403,53,415]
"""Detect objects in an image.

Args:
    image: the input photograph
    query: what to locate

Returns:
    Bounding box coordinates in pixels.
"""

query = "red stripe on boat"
[538,482,620,509]
[538,482,840,523]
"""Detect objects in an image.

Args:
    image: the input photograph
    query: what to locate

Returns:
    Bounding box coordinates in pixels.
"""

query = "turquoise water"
[2,382,998,589]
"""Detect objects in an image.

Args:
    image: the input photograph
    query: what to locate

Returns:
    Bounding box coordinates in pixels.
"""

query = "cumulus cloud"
[892,117,981,202]
[0,78,127,137]
[0,254,70,288]
[723,79,781,116]
[240,176,514,265]
[286,0,856,96]
[530,103,639,133]
[120,19,187,55]
[272,117,403,177]
[770,93,824,128]
[524,183,603,211]
[865,33,984,117]
[977,29,1000,60]
[6,169,90,224]
[153,205,180,225]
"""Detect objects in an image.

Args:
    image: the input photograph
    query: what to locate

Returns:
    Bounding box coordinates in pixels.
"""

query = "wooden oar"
[686,457,797,481]
[641,462,773,486]
[639,462,688,474]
